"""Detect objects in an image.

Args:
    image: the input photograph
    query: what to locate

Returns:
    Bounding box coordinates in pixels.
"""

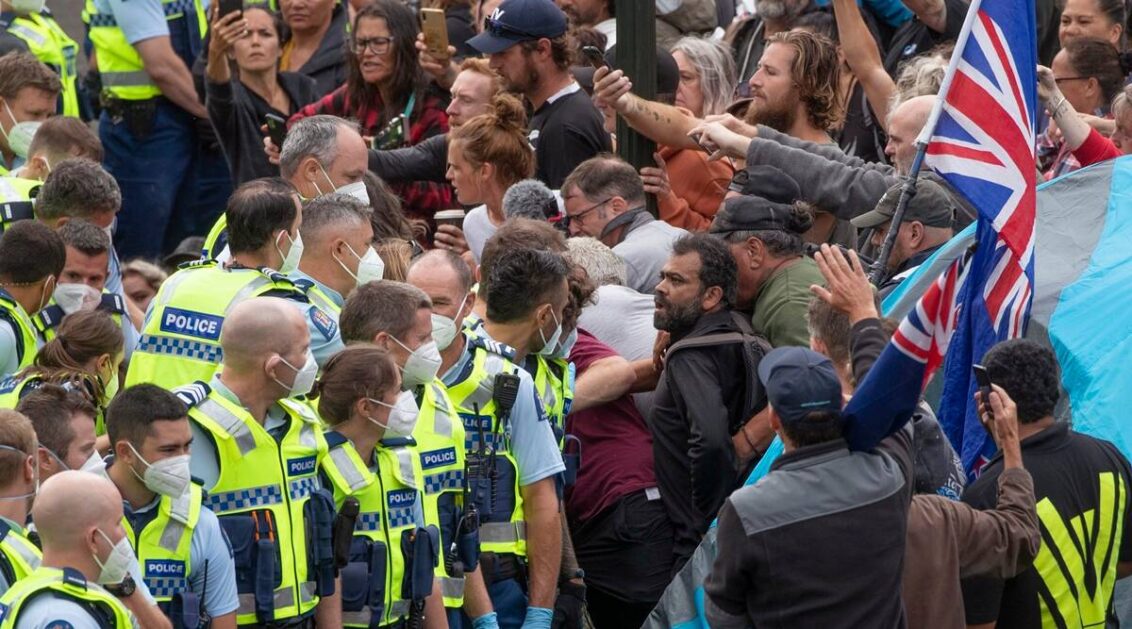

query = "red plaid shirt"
[290,84,454,221]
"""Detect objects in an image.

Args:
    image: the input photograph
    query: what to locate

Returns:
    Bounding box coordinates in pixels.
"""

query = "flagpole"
[868,0,985,285]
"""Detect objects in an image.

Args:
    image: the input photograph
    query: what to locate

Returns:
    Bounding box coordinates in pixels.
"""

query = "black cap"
[467,0,568,54]
[757,347,844,425]
[851,178,955,229]
[163,236,205,269]
[710,195,796,234]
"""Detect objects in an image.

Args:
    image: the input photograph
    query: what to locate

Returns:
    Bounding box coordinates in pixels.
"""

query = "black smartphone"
[581,46,607,70]
[219,0,242,18]
[265,114,287,148]
[372,115,407,150]
[973,363,993,420]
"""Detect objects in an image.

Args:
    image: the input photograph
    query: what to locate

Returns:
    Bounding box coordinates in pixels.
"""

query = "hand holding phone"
[420,8,450,59]
[582,46,607,70]
[265,114,287,149]
[973,364,994,422]
[219,0,242,18]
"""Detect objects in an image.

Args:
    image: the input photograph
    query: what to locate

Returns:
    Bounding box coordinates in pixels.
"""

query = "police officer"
[0,470,171,628]
[0,0,80,118]
[315,345,448,627]
[440,248,568,628]
[177,297,340,626]
[291,193,379,364]
[125,179,337,389]
[340,279,492,626]
[0,52,58,175]
[17,384,104,480]
[104,384,239,628]
[0,221,64,379]
[0,409,41,597]
[36,220,137,359]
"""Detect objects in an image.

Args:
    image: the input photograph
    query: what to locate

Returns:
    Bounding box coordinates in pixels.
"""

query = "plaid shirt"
[290,84,454,220]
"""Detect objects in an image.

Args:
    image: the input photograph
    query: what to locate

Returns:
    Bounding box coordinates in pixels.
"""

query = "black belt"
[480,552,528,588]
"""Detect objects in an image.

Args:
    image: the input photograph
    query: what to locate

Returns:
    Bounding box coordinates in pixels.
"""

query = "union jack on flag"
[842,0,1036,473]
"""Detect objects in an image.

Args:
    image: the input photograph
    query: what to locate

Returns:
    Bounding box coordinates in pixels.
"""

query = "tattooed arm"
[592,67,704,150]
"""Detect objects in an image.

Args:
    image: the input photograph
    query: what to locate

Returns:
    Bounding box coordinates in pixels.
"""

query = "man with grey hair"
[278,115,369,201]
[292,193,377,363]
[562,155,687,294]
[502,179,561,222]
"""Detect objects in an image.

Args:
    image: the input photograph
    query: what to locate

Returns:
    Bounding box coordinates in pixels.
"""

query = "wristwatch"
[104,573,136,598]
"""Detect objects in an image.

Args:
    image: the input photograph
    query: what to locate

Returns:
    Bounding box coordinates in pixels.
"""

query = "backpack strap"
[665,312,772,418]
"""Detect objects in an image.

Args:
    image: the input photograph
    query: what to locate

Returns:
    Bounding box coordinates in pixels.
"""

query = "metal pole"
[615,0,658,217]
[868,141,928,285]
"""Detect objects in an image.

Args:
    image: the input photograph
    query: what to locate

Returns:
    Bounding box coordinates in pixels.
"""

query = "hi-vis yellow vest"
[0,518,40,589]
[180,383,331,624]
[126,261,308,390]
[413,380,466,607]
[82,0,207,101]
[0,288,39,376]
[122,484,202,606]
[321,431,427,627]
[0,176,39,232]
[1,11,79,116]
[0,566,134,628]
[444,333,528,557]
[35,290,128,343]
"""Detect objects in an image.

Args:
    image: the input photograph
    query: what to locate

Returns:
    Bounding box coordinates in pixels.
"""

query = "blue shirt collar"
[289,269,344,307]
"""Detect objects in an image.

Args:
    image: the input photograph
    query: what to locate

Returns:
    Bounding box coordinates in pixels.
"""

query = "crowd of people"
[0,0,1129,626]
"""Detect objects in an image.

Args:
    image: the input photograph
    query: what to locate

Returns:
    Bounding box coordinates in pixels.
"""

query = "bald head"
[885,95,935,175]
[221,297,309,373]
[33,471,121,551]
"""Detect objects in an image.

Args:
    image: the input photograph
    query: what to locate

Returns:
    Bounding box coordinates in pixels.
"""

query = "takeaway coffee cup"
[434,209,466,229]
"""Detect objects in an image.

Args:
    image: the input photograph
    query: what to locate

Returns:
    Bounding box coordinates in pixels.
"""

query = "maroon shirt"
[565,329,657,524]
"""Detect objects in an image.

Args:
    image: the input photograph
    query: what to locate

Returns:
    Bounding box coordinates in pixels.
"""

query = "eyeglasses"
[482,16,542,40]
[563,198,610,229]
[354,36,394,55]
[1054,76,1090,84]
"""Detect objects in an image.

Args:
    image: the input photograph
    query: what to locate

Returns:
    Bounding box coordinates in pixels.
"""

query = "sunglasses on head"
[482,16,542,40]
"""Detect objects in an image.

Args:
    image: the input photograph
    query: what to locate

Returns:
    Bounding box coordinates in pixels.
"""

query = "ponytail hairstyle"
[449,93,535,190]
[312,345,401,426]
[26,310,124,404]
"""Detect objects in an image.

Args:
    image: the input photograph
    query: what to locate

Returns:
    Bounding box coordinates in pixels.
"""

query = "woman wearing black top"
[205,5,319,184]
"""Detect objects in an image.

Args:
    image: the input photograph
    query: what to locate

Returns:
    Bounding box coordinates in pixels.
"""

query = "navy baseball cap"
[468,0,568,55]
[757,347,843,425]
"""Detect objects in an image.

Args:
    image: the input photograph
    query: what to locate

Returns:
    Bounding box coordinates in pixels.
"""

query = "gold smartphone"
[420,8,450,58]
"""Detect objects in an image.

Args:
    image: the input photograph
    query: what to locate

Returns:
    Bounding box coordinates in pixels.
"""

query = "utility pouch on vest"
[486,457,518,523]
[402,526,439,603]
[251,510,281,622]
[456,506,480,573]
[219,511,282,610]
[561,434,582,487]
[340,536,386,622]
[168,591,202,629]
[466,455,494,516]
[333,497,360,570]
[304,489,337,596]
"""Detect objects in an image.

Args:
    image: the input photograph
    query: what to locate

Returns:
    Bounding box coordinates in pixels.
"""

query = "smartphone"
[420,8,450,58]
[372,115,407,150]
[265,113,287,149]
[973,364,994,420]
[581,46,607,70]
[219,0,242,18]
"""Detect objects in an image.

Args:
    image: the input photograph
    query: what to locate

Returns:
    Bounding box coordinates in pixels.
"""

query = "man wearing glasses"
[467,0,610,189]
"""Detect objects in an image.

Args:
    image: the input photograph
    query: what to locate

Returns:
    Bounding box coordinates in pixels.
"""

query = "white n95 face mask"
[392,337,442,389]
[274,349,318,398]
[430,294,468,351]
[335,243,385,287]
[1,102,39,159]
[275,230,304,274]
[10,0,46,13]
[93,529,134,584]
[127,442,191,498]
[367,391,420,439]
[53,282,102,315]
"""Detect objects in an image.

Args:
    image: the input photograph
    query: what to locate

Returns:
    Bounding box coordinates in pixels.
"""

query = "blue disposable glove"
[472,612,500,629]
[522,606,554,629]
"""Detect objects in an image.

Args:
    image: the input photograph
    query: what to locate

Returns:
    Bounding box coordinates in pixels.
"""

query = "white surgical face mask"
[273,349,317,398]
[391,336,442,389]
[79,449,108,476]
[336,181,371,204]
[92,528,134,585]
[10,0,46,13]
[334,243,385,287]
[126,442,191,498]
[53,282,102,315]
[366,391,420,439]
[1,102,40,159]
[552,327,579,360]
[275,230,304,274]
[537,309,563,356]
[430,294,469,351]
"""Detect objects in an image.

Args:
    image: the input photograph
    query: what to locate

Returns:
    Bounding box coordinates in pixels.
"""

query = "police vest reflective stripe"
[4,12,80,117]
[188,389,327,623]
[530,356,574,443]
[445,336,528,557]
[125,262,307,390]
[201,214,227,261]
[0,566,134,628]
[0,520,41,585]
[413,381,466,608]
[321,432,424,628]
[0,177,38,232]
[122,484,202,604]
[82,0,207,101]
[35,291,127,343]
[0,289,40,374]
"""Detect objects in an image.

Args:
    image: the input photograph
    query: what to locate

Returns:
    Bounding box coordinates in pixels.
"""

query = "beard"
[744,93,798,133]
[501,53,541,95]
[654,292,704,337]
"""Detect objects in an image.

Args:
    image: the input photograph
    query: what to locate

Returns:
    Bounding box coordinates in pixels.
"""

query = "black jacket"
[368,134,448,184]
[649,309,765,569]
[297,3,350,98]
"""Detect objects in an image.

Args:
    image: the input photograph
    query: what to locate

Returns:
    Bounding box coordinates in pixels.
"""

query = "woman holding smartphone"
[206,5,320,184]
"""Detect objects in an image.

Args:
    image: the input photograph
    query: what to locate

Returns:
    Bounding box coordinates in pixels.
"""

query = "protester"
[727,0,811,83]
[882,0,968,76]
[467,0,611,188]
[562,156,687,294]
[120,260,166,312]
[0,409,40,597]
[0,221,65,378]
[650,233,769,570]
[443,93,534,260]
[0,52,60,175]
[205,5,319,184]
[290,0,454,220]
[278,0,350,96]
[1059,0,1125,47]
[15,384,100,478]
[501,179,560,222]
[961,339,1132,628]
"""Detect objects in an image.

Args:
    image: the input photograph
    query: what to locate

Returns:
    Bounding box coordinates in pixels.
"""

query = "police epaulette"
[100,293,127,315]
[173,381,211,408]
[324,430,349,450]
[257,267,294,285]
[61,567,88,590]
[380,436,417,448]
[467,335,517,360]
[179,258,217,271]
